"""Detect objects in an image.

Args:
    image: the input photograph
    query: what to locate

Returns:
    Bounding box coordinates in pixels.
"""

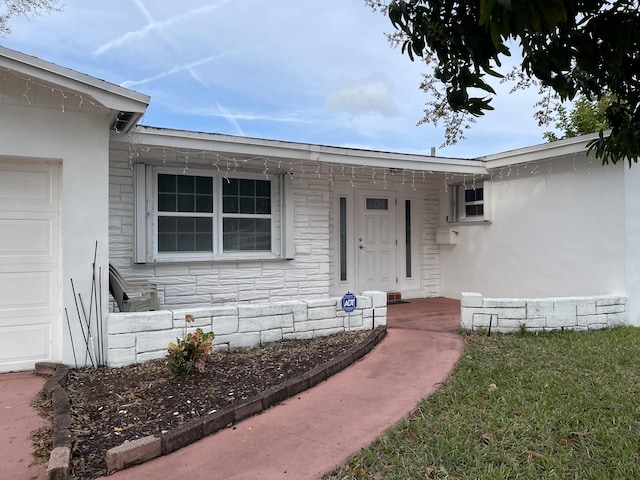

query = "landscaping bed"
[62,329,375,479]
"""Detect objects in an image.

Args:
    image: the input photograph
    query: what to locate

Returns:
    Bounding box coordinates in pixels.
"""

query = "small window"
[464,187,484,218]
[339,197,347,281]
[405,200,412,278]
[450,184,486,222]
[366,198,388,210]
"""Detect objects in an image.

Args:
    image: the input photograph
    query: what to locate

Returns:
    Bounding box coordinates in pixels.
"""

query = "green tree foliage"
[365,0,640,166]
[544,94,611,142]
[0,0,61,35]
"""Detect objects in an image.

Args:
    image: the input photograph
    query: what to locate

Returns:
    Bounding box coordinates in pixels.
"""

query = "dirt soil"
[65,330,370,480]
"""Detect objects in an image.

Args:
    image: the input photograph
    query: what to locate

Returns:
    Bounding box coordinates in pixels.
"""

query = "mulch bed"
[60,330,370,479]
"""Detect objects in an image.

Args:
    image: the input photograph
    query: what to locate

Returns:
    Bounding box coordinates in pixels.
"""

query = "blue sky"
[1,0,555,158]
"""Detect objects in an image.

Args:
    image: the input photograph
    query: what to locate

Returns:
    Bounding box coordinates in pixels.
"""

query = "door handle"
[359,245,365,249]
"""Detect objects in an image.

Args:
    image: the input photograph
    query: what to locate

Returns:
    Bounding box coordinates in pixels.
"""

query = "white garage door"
[0,159,61,373]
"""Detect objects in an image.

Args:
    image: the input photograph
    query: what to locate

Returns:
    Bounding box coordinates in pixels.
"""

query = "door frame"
[332,187,401,295]
[356,189,398,293]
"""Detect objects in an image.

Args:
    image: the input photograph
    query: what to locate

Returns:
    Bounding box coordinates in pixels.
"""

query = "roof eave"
[0,46,149,132]
[480,132,601,169]
[122,126,488,175]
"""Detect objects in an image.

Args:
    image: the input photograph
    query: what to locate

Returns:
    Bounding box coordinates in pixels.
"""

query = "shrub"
[167,314,215,377]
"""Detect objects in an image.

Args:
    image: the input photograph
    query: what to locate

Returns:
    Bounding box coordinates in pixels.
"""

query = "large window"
[133,165,294,263]
[153,170,274,258]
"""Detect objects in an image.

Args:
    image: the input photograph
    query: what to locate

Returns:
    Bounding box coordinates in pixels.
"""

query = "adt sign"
[341,292,357,313]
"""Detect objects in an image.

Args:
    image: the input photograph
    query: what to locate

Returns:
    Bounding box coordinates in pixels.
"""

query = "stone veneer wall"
[109,150,443,308]
[461,292,628,333]
[107,291,387,367]
[420,177,441,297]
[109,150,332,307]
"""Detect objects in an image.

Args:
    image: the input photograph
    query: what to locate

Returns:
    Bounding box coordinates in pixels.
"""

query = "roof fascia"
[480,133,600,170]
[123,126,488,175]
[0,46,149,122]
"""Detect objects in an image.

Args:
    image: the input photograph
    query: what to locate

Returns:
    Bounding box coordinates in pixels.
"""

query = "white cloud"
[1,0,553,157]
[326,75,400,118]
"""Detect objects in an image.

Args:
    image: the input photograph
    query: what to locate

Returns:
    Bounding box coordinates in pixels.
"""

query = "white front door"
[357,190,397,292]
[0,159,61,372]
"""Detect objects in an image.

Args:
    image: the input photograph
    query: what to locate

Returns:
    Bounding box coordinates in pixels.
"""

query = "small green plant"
[519,322,528,336]
[167,314,215,377]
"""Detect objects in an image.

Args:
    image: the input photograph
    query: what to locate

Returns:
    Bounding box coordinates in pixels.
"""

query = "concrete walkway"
[0,371,48,480]
[105,297,463,480]
[1,297,463,480]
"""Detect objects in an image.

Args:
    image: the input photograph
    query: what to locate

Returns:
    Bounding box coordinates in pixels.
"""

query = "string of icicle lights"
[128,143,460,191]
[2,67,102,114]
[2,71,592,186]
[126,142,589,192]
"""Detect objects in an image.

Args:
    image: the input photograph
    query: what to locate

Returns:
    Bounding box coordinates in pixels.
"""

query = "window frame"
[156,172,216,254]
[448,181,491,224]
[405,199,412,278]
[462,186,484,219]
[148,166,280,262]
[339,196,348,282]
[332,188,356,293]
[220,177,274,253]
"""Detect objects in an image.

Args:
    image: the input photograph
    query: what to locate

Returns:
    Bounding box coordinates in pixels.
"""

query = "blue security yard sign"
[341,292,357,313]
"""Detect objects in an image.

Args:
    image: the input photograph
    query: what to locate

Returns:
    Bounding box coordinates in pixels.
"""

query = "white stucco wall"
[0,76,113,367]
[439,154,626,300]
[624,165,640,326]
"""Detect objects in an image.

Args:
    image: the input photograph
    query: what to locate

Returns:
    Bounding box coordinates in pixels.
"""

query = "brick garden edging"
[35,361,72,480]
[36,325,387,478]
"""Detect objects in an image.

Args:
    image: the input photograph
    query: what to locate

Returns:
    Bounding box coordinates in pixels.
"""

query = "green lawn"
[325,327,640,479]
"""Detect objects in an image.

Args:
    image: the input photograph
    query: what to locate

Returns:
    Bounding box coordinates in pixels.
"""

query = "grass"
[324,327,640,479]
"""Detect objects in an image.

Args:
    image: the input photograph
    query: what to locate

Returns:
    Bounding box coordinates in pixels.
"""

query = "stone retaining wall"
[461,292,628,333]
[107,291,387,367]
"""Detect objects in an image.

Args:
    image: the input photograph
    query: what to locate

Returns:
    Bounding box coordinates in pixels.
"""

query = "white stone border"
[107,291,387,367]
[461,292,628,333]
